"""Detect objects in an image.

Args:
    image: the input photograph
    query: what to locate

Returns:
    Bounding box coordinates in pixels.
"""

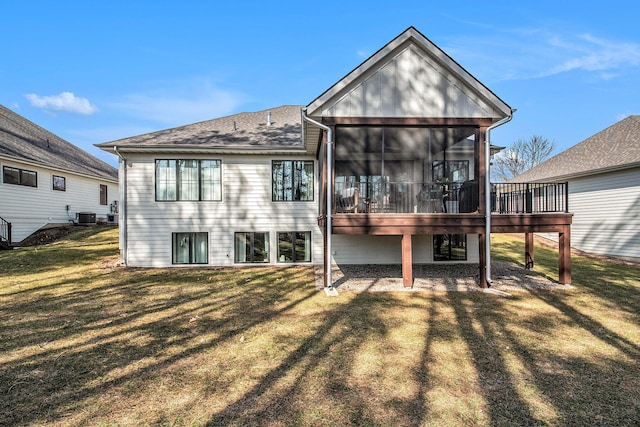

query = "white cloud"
[24,92,98,115]
[109,80,247,126]
[544,33,640,77]
[444,28,640,82]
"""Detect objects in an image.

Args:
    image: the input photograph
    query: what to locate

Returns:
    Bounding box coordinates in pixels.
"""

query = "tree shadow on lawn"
[2,257,639,425]
[0,266,318,426]
[207,288,640,426]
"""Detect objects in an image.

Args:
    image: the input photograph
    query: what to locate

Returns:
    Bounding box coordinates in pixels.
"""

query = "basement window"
[277,231,311,262]
[235,232,269,263]
[172,232,208,264]
[434,234,467,261]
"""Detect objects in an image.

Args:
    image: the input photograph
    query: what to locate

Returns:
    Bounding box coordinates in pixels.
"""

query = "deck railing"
[491,182,569,214]
[0,216,11,246]
[333,181,568,214]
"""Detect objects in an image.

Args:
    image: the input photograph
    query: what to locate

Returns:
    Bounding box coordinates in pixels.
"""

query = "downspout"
[301,108,334,290]
[113,146,128,265]
[484,109,515,286]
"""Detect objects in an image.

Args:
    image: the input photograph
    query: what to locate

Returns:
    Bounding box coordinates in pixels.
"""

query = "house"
[513,116,640,261]
[0,104,119,247]
[97,27,573,288]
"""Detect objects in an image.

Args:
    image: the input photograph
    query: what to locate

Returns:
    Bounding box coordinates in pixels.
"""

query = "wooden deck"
[319,212,573,288]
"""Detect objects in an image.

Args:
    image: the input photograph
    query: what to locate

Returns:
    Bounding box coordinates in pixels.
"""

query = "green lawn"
[1,227,639,426]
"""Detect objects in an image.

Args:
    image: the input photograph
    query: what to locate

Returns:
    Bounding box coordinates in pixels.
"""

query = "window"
[272,160,314,201]
[172,232,208,264]
[432,160,469,184]
[278,231,311,263]
[434,234,467,261]
[100,184,108,205]
[235,232,269,263]
[53,175,66,191]
[3,166,37,187]
[156,159,222,201]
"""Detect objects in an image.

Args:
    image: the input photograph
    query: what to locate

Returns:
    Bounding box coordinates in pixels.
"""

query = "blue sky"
[2,1,639,167]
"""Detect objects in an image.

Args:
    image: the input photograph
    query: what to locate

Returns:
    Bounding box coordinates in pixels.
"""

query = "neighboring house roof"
[97,105,304,153]
[0,104,118,181]
[514,115,640,182]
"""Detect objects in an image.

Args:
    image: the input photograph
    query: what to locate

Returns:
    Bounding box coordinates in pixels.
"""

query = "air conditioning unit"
[77,212,96,225]
[106,214,118,224]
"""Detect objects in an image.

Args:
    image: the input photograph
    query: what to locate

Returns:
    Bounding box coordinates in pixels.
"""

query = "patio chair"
[336,187,359,213]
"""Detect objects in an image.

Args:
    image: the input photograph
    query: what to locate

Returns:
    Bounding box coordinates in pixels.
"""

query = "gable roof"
[0,104,118,181]
[514,115,640,182]
[306,26,512,120]
[97,105,305,154]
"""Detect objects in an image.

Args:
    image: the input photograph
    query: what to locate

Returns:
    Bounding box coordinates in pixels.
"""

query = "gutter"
[484,109,515,286]
[301,108,335,291]
[113,146,128,265]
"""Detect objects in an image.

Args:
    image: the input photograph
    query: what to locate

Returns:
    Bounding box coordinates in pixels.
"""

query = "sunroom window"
[334,127,477,213]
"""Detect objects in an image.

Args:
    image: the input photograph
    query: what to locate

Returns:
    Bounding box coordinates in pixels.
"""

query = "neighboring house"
[514,116,640,261]
[0,104,119,246]
[97,27,572,288]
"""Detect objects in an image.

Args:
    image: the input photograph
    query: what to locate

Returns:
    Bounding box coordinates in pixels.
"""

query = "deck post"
[525,232,534,269]
[402,234,413,288]
[479,233,487,288]
[558,225,572,284]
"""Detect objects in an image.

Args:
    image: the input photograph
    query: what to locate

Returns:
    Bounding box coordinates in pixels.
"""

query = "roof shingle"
[513,115,640,182]
[97,105,303,151]
[0,104,118,181]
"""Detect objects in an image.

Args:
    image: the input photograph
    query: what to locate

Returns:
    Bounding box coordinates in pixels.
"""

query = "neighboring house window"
[155,159,222,201]
[434,234,467,261]
[235,232,269,263]
[3,166,37,187]
[277,231,311,262]
[53,175,66,191]
[100,184,108,205]
[272,160,314,201]
[172,232,208,264]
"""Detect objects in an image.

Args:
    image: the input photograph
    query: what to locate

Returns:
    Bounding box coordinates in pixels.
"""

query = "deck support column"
[479,233,488,288]
[525,232,535,269]
[559,225,572,284]
[402,234,413,288]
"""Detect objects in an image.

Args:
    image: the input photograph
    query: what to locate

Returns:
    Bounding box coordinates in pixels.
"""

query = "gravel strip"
[315,261,573,292]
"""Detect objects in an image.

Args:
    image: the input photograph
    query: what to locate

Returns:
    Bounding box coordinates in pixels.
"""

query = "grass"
[1,227,639,426]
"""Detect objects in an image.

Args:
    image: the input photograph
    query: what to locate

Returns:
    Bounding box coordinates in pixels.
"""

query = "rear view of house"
[98,27,573,288]
[0,105,119,247]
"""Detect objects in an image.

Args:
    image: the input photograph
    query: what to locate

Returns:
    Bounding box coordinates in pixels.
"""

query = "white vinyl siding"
[538,167,640,260]
[123,153,323,267]
[0,159,118,242]
[331,234,479,264]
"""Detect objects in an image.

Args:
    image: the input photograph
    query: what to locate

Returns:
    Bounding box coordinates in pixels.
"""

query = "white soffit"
[306,27,510,120]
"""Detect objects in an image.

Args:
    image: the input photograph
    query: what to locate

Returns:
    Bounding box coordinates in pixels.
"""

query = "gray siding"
[0,159,118,242]
[324,45,499,118]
